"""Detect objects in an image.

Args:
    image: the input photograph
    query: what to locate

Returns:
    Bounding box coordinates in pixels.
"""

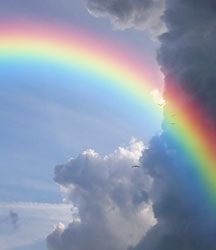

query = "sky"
[0,0,162,249]
[0,1,162,202]
[1,0,216,250]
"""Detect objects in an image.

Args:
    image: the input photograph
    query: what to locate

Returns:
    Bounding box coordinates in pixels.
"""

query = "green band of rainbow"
[1,20,216,206]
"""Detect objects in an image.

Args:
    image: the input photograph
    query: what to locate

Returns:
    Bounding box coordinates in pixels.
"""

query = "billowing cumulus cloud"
[47,1,216,250]
[86,0,166,35]
[46,139,156,250]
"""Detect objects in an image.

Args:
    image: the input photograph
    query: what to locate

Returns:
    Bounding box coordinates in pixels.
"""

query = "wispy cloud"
[0,202,72,250]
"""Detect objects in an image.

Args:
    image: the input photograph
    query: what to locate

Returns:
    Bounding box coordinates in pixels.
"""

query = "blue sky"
[1,1,215,250]
[0,0,162,249]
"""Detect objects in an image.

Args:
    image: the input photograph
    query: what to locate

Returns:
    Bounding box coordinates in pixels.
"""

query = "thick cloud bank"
[132,1,216,250]
[86,0,166,35]
[46,139,156,250]
[159,0,216,111]
[132,135,216,250]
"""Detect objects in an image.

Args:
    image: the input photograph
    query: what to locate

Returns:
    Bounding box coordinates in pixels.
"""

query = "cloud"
[130,135,216,250]
[46,139,156,250]
[158,0,216,111]
[130,1,216,250]
[0,202,71,250]
[45,1,216,249]
[0,210,19,229]
[45,1,216,250]
[9,210,19,229]
[151,89,166,106]
[86,0,166,35]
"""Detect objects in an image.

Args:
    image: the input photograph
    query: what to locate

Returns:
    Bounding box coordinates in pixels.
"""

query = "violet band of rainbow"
[1,20,216,207]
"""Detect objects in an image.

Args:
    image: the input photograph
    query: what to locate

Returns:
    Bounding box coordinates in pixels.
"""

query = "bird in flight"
[132,165,140,168]
[158,103,165,107]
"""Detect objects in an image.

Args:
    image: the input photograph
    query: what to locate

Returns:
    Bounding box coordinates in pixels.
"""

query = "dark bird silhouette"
[158,103,164,107]
[132,165,140,168]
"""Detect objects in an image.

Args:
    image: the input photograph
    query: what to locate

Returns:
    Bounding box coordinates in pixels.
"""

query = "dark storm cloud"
[132,135,216,250]
[46,140,156,250]
[86,0,166,35]
[131,0,216,250]
[158,0,216,111]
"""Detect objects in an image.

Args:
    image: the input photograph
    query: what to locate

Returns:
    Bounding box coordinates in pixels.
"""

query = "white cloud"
[47,139,156,250]
[151,88,166,106]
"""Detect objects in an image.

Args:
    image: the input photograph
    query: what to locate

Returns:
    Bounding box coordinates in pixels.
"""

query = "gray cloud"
[46,139,156,250]
[9,210,19,229]
[132,135,216,250]
[48,1,216,249]
[86,0,166,35]
[131,0,216,249]
[159,0,216,108]
[0,210,19,229]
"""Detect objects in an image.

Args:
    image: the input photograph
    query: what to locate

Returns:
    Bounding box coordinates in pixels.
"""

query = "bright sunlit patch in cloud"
[151,88,166,106]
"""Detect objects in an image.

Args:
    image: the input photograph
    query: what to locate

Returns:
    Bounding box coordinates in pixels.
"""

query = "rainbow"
[164,83,216,206]
[0,20,160,116]
[1,20,216,206]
